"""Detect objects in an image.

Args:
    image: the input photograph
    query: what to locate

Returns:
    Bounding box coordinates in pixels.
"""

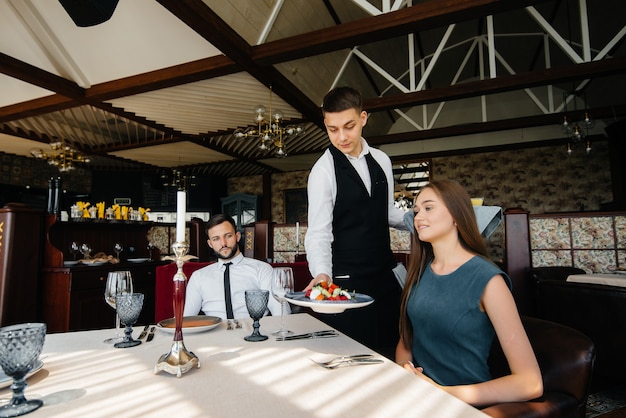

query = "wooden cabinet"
[42,261,165,333]
[41,215,166,332]
[221,193,259,233]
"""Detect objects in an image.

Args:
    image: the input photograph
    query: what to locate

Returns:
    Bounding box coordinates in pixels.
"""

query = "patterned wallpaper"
[227,140,613,264]
[530,214,626,273]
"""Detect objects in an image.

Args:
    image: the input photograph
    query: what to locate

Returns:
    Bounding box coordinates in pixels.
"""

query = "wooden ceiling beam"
[364,56,626,112]
[366,103,626,147]
[252,0,553,65]
[157,0,321,119]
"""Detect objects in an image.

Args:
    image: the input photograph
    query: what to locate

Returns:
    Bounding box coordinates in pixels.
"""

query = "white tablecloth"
[3,314,487,418]
[566,273,626,287]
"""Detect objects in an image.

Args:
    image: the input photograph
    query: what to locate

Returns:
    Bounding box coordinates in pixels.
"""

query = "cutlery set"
[137,325,156,342]
[226,319,242,330]
[275,330,338,341]
[310,354,384,369]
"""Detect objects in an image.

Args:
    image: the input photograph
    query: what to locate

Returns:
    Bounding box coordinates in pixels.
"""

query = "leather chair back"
[483,316,595,418]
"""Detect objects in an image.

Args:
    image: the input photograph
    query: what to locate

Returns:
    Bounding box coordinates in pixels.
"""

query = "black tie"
[223,262,234,319]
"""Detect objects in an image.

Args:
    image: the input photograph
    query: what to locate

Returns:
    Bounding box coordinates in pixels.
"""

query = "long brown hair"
[398,180,489,348]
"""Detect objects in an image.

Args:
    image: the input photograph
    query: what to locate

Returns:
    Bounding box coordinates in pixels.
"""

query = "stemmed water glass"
[80,243,91,260]
[103,271,133,344]
[113,243,123,260]
[69,241,79,260]
[146,243,156,261]
[244,290,269,342]
[271,267,294,337]
[0,323,46,417]
[114,293,144,348]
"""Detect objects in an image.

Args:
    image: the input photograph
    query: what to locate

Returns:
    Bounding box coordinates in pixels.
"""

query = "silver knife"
[137,325,149,340]
[277,330,338,341]
[146,326,156,342]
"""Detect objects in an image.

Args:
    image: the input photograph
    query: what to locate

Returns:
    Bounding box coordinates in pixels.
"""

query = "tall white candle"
[295,221,299,246]
[176,190,186,242]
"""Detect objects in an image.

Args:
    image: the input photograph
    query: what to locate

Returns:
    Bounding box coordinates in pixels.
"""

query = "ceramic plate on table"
[63,260,79,266]
[83,261,108,266]
[285,292,374,314]
[127,258,150,263]
[0,359,44,390]
[613,270,626,275]
[156,316,222,334]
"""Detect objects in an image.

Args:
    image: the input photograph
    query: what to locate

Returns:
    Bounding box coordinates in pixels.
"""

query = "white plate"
[0,359,44,390]
[127,258,150,263]
[63,260,79,266]
[613,270,626,275]
[156,316,222,334]
[82,261,108,266]
[285,292,374,314]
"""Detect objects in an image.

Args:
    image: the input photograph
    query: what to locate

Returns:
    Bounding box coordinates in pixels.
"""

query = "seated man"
[184,213,286,319]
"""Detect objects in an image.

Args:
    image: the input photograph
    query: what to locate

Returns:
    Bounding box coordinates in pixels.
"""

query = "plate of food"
[156,315,222,334]
[285,282,374,314]
[0,359,44,389]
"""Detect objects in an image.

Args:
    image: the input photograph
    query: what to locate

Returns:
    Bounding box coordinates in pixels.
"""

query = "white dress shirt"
[304,138,408,279]
[183,253,286,319]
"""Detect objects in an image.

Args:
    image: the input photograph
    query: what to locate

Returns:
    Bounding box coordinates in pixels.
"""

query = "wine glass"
[114,293,144,348]
[80,243,91,260]
[103,271,133,344]
[271,267,294,337]
[0,323,46,417]
[69,241,79,260]
[244,290,269,342]
[146,243,155,261]
[113,243,123,260]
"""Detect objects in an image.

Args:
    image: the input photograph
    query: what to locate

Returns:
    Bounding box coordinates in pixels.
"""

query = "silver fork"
[310,354,373,367]
[313,358,384,369]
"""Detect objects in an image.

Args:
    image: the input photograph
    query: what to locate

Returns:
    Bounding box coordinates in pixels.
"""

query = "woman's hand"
[402,362,439,386]
[303,274,332,291]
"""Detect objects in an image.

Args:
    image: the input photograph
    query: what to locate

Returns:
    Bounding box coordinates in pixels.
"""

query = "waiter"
[304,86,408,359]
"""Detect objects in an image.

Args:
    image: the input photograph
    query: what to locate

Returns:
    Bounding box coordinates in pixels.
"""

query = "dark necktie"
[223,262,234,319]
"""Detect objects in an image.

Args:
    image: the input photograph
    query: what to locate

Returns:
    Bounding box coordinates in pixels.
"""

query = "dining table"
[1,313,488,418]
[566,272,626,287]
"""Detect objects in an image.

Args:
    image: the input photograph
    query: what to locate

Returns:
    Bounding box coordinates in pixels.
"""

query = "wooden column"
[0,203,43,326]
[252,220,273,262]
[503,208,533,316]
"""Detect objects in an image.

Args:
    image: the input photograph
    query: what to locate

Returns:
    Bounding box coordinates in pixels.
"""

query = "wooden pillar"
[252,220,273,262]
[503,208,533,316]
[605,119,626,209]
[0,203,44,325]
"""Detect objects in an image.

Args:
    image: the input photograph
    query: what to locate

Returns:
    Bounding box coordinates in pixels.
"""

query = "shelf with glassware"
[40,214,170,332]
[41,261,164,333]
[40,215,213,332]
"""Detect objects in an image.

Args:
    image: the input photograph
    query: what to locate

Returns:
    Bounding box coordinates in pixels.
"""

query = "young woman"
[395,179,542,407]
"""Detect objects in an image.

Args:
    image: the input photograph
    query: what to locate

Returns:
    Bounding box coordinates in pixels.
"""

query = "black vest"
[329,145,395,278]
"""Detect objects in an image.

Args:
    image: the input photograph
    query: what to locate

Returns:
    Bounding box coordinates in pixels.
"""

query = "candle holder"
[155,241,199,377]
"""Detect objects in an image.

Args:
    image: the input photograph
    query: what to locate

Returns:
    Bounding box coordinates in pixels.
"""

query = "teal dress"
[407,256,511,386]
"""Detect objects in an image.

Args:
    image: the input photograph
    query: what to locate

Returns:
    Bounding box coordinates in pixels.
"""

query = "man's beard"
[215,245,237,260]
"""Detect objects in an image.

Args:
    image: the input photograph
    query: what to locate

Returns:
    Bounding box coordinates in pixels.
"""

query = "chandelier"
[30,139,90,172]
[233,86,303,157]
[160,169,197,190]
[561,91,594,155]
